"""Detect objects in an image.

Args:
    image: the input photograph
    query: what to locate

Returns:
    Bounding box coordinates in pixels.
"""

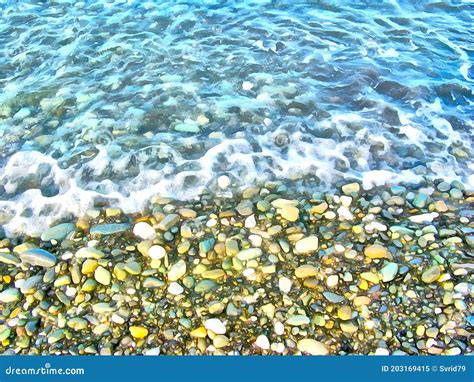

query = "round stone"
[204,318,226,334]
[287,315,310,326]
[297,339,328,355]
[133,222,156,240]
[380,262,398,282]
[217,175,231,189]
[255,334,270,350]
[295,265,318,278]
[421,266,441,283]
[168,260,187,281]
[327,275,339,288]
[94,266,111,286]
[148,245,166,260]
[364,244,392,259]
[168,282,184,295]
[130,326,148,339]
[295,236,319,254]
[278,276,292,294]
[0,288,20,303]
[337,305,352,321]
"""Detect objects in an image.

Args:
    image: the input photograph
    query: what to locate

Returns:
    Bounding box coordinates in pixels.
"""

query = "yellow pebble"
[129,326,148,339]
[190,327,207,338]
[360,272,380,284]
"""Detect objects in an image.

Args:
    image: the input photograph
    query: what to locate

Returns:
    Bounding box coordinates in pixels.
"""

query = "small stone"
[148,245,166,260]
[310,202,328,214]
[213,335,230,348]
[278,276,292,293]
[133,222,156,240]
[274,322,285,335]
[364,244,392,260]
[130,326,148,339]
[413,192,429,208]
[237,248,262,261]
[90,223,130,235]
[294,236,319,254]
[20,248,57,268]
[323,291,345,303]
[0,253,19,266]
[295,265,318,278]
[143,277,165,288]
[48,329,65,344]
[380,262,398,282]
[279,204,299,222]
[20,275,43,293]
[194,280,217,293]
[202,269,225,279]
[0,288,20,303]
[327,275,339,288]
[125,261,141,275]
[204,318,226,334]
[244,215,257,228]
[217,175,231,189]
[94,266,111,286]
[76,247,105,259]
[340,321,358,333]
[297,339,328,355]
[287,315,310,326]
[190,327,207,338]
[157,214,180,231]
[353,296,371,306]
[168,282,184,295]
[255,334,270,350]
[342,182,360,195]
[81,259,98,274]
[337,305,352,321]
[54,275,71,287]
[68,317,88,331]
[92,302,116,314]
[421,266,441,283]
[236,200,254,216]
[361,272,380,284]
[41,223,75,242]
[168,260,187,281]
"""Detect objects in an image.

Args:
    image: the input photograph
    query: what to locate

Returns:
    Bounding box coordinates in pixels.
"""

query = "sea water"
[0,0,472,236]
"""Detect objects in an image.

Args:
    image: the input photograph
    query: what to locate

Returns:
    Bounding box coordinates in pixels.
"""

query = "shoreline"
[0,179,472,355]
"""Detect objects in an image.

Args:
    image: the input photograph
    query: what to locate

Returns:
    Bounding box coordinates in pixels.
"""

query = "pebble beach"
[0,179,472,355]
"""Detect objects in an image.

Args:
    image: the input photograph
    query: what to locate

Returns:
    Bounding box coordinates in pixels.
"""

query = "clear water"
[0,0,473,236]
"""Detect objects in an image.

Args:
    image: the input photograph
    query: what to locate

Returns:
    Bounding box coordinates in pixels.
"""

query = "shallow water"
[0,0,473,236]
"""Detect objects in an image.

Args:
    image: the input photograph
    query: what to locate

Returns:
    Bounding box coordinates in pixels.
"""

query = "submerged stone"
[90,223,131,236]
[41,223,75,242]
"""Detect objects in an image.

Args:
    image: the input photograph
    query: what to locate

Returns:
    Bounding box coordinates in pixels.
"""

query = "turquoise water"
[0,0,472,236]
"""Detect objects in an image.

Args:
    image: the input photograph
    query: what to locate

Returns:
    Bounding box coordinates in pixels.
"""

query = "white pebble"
[204,318,226,334]
[244,215,257,228]
[326,275,339,288]
[133,222,156,240]
[148,245,166,260]
[278,276,292,294]
[274,321,284,336]
[255,334,270,350]
[168,282,184,295]
[217,175,230,189]
[375,348,390,355]
[271,342,285,353]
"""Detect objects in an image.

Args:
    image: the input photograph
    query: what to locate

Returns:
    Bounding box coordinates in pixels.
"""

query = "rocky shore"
[0,179,472,355]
